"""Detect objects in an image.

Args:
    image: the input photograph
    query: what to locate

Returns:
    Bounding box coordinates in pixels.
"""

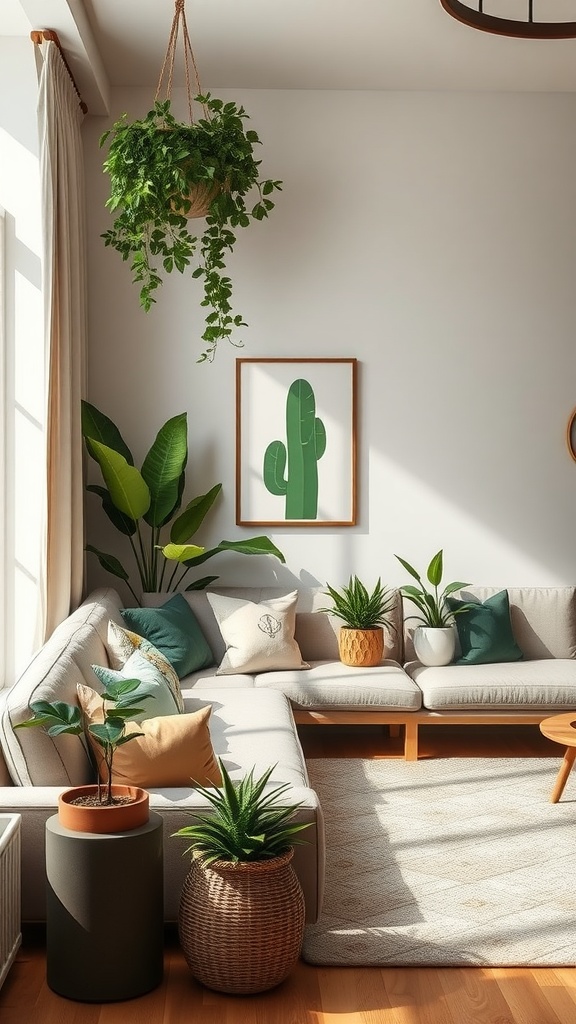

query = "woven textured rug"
[303,757,576,967]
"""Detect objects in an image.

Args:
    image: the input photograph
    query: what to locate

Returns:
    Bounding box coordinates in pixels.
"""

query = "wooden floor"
[2,723,575,1024]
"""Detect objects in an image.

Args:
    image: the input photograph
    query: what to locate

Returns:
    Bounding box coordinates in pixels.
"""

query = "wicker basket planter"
[178,847,305,994]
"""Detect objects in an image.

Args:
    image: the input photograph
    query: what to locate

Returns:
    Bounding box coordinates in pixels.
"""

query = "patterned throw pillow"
[107,620,185,713]
[206,590,309,675]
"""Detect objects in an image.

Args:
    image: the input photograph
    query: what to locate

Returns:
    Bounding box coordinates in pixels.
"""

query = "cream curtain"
[35,40,87,641]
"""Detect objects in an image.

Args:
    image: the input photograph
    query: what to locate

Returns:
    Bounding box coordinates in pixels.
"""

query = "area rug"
[302,757,576,967]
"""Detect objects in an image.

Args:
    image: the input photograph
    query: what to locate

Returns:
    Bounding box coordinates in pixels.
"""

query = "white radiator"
[0,814,21,990]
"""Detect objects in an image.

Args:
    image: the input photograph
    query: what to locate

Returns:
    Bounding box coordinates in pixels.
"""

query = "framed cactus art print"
[236,358,357,526]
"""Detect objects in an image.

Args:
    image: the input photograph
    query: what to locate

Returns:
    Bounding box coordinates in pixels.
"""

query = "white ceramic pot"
[413,626,455,667]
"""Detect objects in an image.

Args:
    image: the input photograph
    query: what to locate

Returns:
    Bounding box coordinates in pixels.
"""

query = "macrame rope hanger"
[154,0,207,122]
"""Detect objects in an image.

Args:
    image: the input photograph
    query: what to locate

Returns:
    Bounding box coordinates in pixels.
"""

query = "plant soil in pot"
[58,784,149,834]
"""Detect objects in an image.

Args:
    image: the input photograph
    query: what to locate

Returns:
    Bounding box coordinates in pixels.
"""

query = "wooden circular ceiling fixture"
[439,0,576,39]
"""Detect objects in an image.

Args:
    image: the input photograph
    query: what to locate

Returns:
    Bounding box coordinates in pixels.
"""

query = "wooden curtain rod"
[30,29,88,114]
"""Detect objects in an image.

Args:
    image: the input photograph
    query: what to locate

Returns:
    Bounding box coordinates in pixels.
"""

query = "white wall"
[82,87,576,599]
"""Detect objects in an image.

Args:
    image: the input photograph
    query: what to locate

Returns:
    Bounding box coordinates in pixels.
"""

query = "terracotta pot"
[58,785,149,834]
[178,848,305,994]
[338,626,384,667]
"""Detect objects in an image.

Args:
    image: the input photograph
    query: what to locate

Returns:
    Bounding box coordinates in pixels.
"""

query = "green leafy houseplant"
[320,576,396,631]
[100,96,282,363]
[173,759,311,865]
[14,678,156,805]
[394,549,472,627]
[82,401,285,602]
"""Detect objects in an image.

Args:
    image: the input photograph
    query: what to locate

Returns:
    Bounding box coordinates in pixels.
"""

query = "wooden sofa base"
[293,709,555,760]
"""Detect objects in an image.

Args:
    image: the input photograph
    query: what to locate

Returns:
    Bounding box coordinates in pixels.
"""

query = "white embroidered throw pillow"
[205,591,309,675]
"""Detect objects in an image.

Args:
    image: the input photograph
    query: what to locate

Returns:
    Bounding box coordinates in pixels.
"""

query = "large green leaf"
[141,413,188,527]
[170,484,222,544]
[427,550,443,587]
[87,440,150,520]
[85,544,130,581]
[81,400,134,464]
[179,536,285,567]
[86,485,137,537]
[161,543,205,564]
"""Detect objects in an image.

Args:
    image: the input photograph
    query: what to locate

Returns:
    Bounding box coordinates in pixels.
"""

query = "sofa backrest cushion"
[0,588,124,786]
[403,586,576,662]
[142,587,405,665]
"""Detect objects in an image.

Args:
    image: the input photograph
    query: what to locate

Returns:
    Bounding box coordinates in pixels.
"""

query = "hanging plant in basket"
[99,0,282,363]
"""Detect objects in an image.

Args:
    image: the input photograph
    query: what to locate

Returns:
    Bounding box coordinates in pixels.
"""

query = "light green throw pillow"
[91,649,181,722]
[447,590,523,666]
[121,593,215,678]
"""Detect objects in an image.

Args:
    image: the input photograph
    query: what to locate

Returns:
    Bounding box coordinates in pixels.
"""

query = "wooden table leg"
[550,746,576,803]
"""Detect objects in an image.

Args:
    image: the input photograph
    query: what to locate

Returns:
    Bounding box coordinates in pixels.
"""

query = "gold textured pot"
[338,626,384,667]
[178,848,305,994]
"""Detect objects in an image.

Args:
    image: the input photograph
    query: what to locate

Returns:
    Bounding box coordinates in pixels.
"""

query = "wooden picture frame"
[236,358,357,526]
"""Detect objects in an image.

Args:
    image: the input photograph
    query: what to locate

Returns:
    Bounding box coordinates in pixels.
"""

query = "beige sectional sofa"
[2,582,576,922]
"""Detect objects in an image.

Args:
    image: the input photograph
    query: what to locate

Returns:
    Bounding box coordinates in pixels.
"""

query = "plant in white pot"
[173,759,311,994]
[320,576,397,667]
[394,550,472,666]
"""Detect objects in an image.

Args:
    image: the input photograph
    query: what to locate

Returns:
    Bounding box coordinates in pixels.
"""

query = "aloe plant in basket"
[82,401,285,602]
[173,759,311,994]
[321,575,397,667]
[394,549,473,666]
[100,96,282,363]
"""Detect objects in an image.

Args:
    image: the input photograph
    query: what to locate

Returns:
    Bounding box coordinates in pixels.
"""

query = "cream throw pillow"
[77,684,221,788]
[206,590,309,674]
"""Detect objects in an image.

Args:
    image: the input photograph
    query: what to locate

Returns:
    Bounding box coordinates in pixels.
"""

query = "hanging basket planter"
[99,0,282,363]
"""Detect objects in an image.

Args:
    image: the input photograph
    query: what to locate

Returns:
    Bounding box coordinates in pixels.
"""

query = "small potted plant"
[394,549,472,666]
[15,677,156,832]
[100,95,282,363]
[320,576,397,667]
[173,759,311,994]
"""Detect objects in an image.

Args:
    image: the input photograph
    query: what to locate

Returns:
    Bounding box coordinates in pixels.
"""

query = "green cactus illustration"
[263,378,326,520]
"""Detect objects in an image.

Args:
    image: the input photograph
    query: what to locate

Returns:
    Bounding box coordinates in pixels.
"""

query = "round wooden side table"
[45,810,164,1002]
[539,712,576,803]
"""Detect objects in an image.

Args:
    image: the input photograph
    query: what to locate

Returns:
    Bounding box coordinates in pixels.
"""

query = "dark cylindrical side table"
[45,811,164,1002]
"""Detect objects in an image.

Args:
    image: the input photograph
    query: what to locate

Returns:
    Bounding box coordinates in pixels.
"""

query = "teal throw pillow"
[447,590,523,666]
[121,593,215,678]
[91,649,181,721]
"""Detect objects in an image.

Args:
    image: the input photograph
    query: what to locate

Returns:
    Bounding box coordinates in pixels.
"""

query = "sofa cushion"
[456,587,576,660]
[206,590,309,674]
[407,659,576,710]
[253,660,422,711]
[122,594,215,677]
[448,590,523,665]
[90,650,182,720]
[0,623,110,786]
[107,621,185,712]
[78,687,221,789]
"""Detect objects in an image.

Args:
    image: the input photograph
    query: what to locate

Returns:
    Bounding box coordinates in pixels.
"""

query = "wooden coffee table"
[540,712,576,802]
